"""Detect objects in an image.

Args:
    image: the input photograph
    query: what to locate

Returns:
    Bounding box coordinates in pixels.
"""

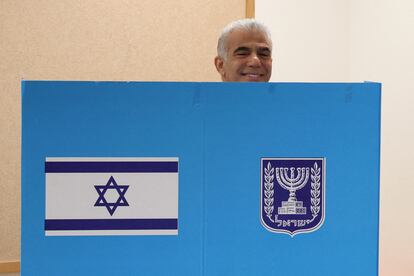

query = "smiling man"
[214,19,273,82]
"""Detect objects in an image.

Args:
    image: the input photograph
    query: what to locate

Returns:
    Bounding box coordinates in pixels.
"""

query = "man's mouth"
[241,73,264,80]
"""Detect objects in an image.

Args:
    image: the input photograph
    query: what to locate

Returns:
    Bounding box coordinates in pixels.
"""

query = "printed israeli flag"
[45,157,179,236]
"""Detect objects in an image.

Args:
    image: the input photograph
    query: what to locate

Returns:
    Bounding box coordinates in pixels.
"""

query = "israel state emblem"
[261,158,325,236]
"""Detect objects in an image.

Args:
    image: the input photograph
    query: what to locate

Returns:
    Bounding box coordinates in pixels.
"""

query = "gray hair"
[217,18,272,60]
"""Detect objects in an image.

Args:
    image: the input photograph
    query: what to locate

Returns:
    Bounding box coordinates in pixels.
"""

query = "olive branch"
[309,162,321,223]
[264,162,275,222]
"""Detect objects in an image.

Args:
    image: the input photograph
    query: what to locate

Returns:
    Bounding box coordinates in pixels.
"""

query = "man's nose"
[247,53,261,67]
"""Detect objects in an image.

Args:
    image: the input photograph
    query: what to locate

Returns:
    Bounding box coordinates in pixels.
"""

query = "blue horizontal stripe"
[45,218,178,231]
[45,161,178,173]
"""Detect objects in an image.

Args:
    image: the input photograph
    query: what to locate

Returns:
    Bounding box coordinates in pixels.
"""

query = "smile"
[242,73,264,79]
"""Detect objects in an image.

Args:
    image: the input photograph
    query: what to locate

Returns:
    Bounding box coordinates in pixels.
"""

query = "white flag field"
[45,157,179,236]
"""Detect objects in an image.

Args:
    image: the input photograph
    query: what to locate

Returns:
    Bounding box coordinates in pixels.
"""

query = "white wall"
[349,1,414,275]
[257,0,349,82]
[257,1,414,275]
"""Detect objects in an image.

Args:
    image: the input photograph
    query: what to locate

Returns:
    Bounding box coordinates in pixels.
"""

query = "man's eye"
[259,51,271,57]
[235,51,249,56]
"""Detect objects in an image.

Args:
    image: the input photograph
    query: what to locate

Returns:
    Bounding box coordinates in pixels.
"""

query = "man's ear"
[214,56,225,80]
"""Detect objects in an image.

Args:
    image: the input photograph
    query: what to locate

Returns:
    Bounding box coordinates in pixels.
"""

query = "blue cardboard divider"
[22,81,381,276]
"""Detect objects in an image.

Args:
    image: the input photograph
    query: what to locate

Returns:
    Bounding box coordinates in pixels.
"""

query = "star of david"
[94,176,129,216]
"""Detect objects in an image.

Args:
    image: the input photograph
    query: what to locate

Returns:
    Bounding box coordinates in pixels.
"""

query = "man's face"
[215,29,272,82]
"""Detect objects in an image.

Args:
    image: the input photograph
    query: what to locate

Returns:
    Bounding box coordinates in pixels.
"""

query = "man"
[214,19,273,82]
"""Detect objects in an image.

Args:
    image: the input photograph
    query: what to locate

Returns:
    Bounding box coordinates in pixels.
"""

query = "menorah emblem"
[275,167,310,215]
[261,158,325,236]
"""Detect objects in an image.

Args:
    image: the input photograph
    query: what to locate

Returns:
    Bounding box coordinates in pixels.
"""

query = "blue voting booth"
[22,81,381,275]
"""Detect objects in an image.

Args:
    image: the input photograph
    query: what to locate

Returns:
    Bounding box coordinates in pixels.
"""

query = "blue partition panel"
[22,81,381,276]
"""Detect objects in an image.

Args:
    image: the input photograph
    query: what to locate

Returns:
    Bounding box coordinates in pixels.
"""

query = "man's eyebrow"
[233,46,251,53]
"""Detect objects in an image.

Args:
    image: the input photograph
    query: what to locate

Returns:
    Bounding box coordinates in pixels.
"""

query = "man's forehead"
[226,29,271,50]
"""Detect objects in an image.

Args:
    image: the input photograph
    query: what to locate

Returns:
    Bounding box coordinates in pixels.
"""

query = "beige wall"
[257,0,414,275]
[0,0,245,262]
